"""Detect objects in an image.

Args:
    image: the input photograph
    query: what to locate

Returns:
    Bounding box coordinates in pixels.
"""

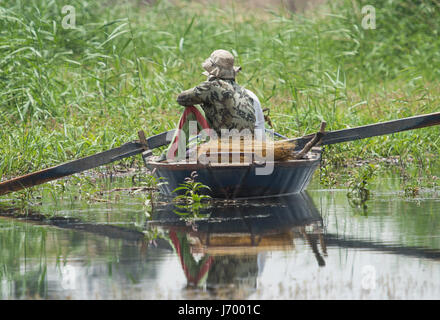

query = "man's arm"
[245,89,265,130]
[176,87,202,106]
[176,81,212,106]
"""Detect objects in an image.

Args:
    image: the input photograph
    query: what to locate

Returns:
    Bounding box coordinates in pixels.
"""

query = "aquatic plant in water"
[172,171,211,219]
[139,169,167,218]
[346,164,377,212]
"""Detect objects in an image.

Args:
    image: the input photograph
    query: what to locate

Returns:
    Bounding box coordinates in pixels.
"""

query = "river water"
[1,176,439,300]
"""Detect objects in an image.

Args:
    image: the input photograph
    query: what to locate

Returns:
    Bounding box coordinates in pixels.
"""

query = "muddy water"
[0,177,439,299]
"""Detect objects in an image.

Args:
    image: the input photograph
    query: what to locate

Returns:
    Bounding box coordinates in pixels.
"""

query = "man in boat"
[164,49,265,160]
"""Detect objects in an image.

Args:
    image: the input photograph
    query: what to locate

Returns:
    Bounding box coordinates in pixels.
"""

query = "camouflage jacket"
[176,77,256,135]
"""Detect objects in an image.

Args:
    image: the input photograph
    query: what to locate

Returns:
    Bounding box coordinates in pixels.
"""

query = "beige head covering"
[202,49,241,80]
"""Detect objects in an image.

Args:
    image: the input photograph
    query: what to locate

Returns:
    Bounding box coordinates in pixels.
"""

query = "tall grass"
[0,0,439,190]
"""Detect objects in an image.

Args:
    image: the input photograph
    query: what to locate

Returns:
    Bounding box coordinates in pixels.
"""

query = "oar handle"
[293,112,440,150]
[294,122,327,159]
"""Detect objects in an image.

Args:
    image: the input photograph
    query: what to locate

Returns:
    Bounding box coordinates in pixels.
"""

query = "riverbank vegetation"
[1,0,439,203]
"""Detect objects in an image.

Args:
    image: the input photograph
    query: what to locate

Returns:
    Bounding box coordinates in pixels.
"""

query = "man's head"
[202,49,241,80]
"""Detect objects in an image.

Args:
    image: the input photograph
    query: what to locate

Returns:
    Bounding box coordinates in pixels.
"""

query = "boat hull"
[144,148,321,199]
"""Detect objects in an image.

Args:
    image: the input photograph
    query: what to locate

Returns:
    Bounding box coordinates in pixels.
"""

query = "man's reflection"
[169,229,214,287]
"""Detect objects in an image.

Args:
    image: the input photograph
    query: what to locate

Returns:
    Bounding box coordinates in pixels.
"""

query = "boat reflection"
[147,192,327,291]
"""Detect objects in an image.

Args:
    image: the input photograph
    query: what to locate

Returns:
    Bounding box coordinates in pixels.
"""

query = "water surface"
[1,177,439,299]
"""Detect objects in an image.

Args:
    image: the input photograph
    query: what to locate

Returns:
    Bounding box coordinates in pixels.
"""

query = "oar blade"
[0,141,144,196]
[0,130,175,196]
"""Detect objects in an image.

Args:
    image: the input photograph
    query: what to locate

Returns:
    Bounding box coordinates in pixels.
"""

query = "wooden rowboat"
[143,147,322,199]
[143,111,440,199]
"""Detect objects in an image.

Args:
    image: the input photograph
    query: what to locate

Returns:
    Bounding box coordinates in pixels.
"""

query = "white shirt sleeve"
[246,89,266,140]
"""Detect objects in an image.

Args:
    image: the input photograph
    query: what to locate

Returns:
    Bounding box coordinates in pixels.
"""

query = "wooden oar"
[291,112,440,150]
[0,130,175,196]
